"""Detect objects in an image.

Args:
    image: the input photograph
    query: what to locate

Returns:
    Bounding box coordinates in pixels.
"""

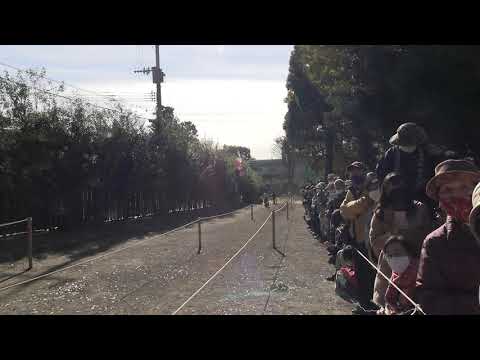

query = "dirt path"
[0,201,353,315]
[177,201,353,315]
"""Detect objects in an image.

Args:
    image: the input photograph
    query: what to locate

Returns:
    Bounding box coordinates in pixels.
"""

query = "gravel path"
[0,201,353,315]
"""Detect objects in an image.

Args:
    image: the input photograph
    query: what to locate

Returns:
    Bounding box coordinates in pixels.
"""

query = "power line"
[0,74,150,121]
[0,60,153,115]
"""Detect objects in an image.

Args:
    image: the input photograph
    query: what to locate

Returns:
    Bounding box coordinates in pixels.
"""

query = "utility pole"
[155,45,162,123]
[134,45,165,133]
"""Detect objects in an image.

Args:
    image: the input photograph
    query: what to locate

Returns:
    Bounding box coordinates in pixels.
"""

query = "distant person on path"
[416,159,480,314]
[263,193,270,208]
[272,191,277,205]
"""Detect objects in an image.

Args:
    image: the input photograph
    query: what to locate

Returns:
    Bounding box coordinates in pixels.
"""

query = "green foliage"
[222,145,252,161]
[283,45,480,176]
[0,69,261,227]
[219,147,262,204]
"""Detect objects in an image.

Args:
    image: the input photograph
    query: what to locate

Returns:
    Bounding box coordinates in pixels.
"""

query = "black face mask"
[389,188,411,210]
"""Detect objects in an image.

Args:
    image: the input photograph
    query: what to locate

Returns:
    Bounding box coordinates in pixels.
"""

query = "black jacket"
[376,146,437,195]
[326,191,346,218]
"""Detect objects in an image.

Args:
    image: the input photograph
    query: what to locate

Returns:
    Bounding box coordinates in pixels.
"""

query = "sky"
[0,45,293,159]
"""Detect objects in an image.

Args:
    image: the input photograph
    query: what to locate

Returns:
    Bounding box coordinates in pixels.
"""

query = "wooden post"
[272,210,276,250]
[251,204,254,221]
[27,217,33,270]
[197,220,202,254]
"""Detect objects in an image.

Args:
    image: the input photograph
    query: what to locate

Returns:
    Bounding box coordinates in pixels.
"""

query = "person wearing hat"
[416,159,480,314]
[315,182,330,241]
[327,179,346,213]
[340,161,378,313]
[340,162,371,245]
[375,123,438,214]
[303,184,313,212]
[325,173,338,202]
[310,184,325,238]
[325,179,347,243]
[364,173,381,258]
[369,172,432,310]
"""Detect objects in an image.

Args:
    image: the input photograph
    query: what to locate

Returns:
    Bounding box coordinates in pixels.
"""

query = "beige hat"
[426,159,480,201]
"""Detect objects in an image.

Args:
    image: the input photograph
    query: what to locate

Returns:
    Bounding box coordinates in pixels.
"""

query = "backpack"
[335,265,359,303]
[393,145,426,191]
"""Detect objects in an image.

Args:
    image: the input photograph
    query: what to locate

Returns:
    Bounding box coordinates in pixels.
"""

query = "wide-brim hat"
[426,159,480,201]
[389,122,428,147]
[346,161,366,172]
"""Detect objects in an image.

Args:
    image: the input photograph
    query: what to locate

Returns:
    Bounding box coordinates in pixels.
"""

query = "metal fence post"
[251,204,254,221]
[272,210,276,250]
[27,217,33,270]
[197,220,202,254]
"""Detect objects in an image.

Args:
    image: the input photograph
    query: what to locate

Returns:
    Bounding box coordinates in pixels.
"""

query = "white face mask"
[399,145,417,153]
[369,189,381,202]
[386,255,410,274]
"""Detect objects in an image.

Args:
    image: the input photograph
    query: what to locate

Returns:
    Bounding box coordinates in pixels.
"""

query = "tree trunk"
[324,126,335,180]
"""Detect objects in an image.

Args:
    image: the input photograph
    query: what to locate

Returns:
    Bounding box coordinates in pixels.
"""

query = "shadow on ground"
[0,205,242,267]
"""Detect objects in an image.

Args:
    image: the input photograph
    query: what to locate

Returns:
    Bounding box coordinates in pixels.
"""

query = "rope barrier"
[198,204,251,222]
[0,205,252,293]
[172,211,274,315]
[354,249,426,315]
[273,203,288,213]
[0,218,30,228]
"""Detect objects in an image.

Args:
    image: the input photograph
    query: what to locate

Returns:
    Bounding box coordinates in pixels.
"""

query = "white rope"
[0,206,251,293]
[273,203,288,213]
[198,204,251,222]
[0,218,30,228]
[355,249,426,315]
[172,211,274,315]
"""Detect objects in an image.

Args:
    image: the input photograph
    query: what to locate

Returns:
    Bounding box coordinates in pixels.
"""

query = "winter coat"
[385,259,419,314]
[340,188,375,248]
[416,217,480,315]
[375,145,436,200]
[370,201,432,307]
[326,191,346,218]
